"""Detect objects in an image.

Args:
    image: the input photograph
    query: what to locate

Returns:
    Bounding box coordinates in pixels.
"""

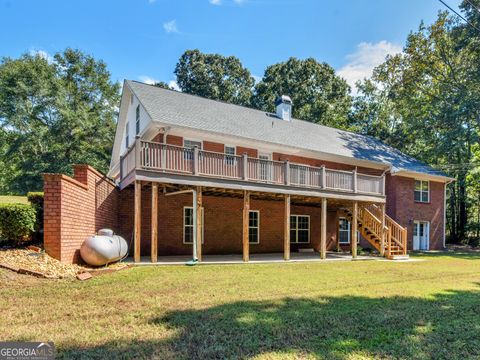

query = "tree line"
[1,0,479,244]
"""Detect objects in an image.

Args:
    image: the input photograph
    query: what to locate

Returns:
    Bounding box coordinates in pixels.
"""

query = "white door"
[413,221,429,250]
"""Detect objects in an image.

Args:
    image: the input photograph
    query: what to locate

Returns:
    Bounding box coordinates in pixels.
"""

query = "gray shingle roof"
[127,80,447,179]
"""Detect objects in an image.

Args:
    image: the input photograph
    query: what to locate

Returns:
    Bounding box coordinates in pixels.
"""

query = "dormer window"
[414,180,429,203]
[125,122,130,148]
[135,105,140,135]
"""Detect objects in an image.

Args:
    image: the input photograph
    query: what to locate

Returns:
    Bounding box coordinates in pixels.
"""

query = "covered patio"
[125,251,386,265]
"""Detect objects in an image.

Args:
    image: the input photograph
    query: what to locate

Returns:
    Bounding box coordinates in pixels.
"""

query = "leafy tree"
[0,49,120,193]
[353,8,480,242]
[253,57,352,128]
[154,81,175,90]
[174,49,254,106]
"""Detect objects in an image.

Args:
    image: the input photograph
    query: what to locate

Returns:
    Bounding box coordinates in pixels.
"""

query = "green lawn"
[0,195,28,204]
[1,253,480,359]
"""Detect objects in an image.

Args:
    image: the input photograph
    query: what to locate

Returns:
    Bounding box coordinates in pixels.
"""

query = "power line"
[465,0,480,15]
[438,0,480,33]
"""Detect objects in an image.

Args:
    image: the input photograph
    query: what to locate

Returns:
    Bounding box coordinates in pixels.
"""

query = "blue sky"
[0,0,462,92]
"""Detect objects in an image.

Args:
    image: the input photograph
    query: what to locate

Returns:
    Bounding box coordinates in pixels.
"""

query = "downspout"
[165,188,198,265]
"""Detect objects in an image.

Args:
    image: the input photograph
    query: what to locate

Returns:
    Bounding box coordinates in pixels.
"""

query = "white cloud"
[139,75,159,85]
[29,49,54,63]
[163,19,179,34]
[169,80,180,91]
[252,75,262,84]
[209,0,245,5]
[337,40,402,94]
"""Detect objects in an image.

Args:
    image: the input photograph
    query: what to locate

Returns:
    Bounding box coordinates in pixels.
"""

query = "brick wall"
[43,165,119,263]
[117,188,344,257]
[385,174,445,250]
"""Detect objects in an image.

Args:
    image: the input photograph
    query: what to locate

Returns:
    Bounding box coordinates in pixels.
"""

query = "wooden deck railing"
[366,204,408,256]
[120,140,386,196]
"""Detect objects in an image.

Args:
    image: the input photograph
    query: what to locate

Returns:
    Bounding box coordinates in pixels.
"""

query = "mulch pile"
[0,246,130,279]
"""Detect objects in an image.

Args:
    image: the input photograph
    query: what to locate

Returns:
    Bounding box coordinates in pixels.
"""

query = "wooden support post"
[196,186,203,262]
[380,203,386,257]
[284,194,291,260]
[284,161,290,186]
[321,166,326,189]
[242,153,249,180]
[320,198,327,259]
[351,201,358,259]
[151,182,158,263]
[242,191,250,262]
[134,181,142,263]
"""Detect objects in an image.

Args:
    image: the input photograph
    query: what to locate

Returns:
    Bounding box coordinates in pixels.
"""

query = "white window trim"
[338,217,360,244]
[249,210,260,244]
[183,206,204,245]
[225,145,236,165]
[125,122,130,148]
[135,105,140,135]
[414,179,430,203]
[183,138,203,149]
[290,214,310,244]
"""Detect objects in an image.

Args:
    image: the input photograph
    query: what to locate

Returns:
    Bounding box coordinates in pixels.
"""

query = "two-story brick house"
[42,80,453,264]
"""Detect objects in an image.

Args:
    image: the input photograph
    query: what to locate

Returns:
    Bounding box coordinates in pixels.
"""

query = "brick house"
[43,81,453,264]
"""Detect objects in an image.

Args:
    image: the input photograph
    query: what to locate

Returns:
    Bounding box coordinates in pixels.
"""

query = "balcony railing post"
[321,165,326,189]
[381,174,386,195]
[284,160,290,186]
[160,143,166,170]
[242,153,248,180]
[193,146,199,175]
[353,169,357,193]
[134,136,141,169]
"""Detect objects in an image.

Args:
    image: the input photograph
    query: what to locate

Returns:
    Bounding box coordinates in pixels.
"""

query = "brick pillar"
[43,174,63,260]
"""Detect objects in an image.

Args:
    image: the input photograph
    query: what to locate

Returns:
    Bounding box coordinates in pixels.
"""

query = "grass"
[1,252,480,359]
[0,195,28,204]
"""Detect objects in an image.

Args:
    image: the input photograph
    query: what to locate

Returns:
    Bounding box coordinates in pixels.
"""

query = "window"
[414,180,429,202]
[338,218,360,244]
[125,122,130,148]
[258,154,271,181]
[135,105,140,135]
[249,210,260,244]
[225,146,236,165]
[290,215,310,243]
[184,139,202,160]
[183,207,204,244]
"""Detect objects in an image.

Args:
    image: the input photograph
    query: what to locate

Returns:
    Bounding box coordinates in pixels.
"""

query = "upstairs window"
[225,146,236,165]
[415,180,429,203]
[125,122,130,148]
[184,139,202,160]
[135,105,140,135]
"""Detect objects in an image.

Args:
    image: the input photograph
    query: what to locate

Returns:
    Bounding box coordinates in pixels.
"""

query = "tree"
[174,49,254,106]
[352,8,480,243]
[253,57,352,129]
[0,49,120,193]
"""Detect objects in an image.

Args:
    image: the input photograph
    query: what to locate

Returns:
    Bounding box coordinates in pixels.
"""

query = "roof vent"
[275,95,292,121]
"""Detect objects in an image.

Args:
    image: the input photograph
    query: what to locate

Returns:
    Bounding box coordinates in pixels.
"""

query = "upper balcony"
[119,139,385,200]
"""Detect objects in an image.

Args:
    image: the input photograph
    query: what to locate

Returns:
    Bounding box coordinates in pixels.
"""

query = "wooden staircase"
[342,204,408,260]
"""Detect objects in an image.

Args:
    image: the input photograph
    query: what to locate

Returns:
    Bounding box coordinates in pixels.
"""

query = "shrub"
[0,203,36,243]
[27,192,44,234]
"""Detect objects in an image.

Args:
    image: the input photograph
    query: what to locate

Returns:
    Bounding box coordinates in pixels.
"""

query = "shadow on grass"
[60,288,480,359]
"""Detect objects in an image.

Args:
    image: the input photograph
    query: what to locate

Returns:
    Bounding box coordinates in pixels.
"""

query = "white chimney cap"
[275,95,292,121]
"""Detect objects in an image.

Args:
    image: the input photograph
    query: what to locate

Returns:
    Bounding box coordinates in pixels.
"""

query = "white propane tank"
[80,229,128,266]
